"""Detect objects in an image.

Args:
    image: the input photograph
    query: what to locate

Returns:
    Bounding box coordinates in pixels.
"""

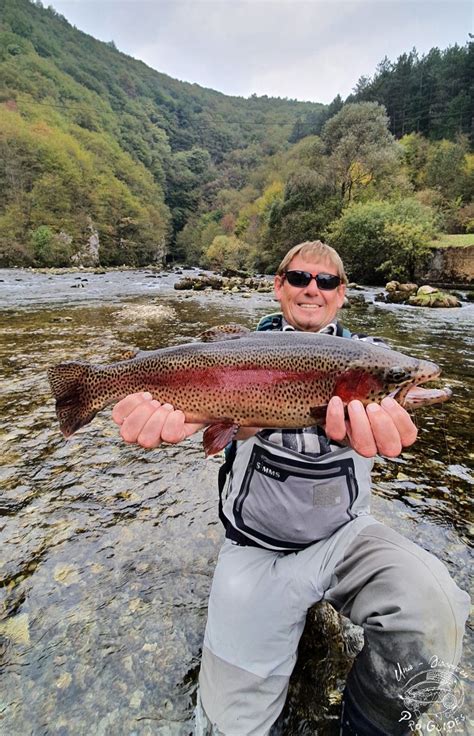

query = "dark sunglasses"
[282,270,342,290]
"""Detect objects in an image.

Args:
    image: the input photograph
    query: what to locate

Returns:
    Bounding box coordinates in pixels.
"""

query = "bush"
[31,225,72,266]
[325,198,436,283]
[204,235,256,273]
[377,223,431,282]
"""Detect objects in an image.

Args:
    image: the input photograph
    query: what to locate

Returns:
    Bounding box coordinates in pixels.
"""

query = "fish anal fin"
[203,422,239,456]
[198,324,251,342]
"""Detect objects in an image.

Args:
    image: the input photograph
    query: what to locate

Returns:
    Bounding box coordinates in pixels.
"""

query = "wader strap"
[218,440,237,528]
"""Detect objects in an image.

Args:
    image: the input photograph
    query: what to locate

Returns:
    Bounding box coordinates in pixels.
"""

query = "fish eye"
[385,367,411,384]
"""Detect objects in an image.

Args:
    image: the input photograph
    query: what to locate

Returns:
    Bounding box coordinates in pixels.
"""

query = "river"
[0,268,472,735]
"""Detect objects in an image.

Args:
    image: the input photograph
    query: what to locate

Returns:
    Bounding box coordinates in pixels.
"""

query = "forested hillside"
[0,0,321,266]
[0,0,472,282]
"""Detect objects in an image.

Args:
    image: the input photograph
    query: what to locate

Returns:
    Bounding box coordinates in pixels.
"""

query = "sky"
[50,0,472,104]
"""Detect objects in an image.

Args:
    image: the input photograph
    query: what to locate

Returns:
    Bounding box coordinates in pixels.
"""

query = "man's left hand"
[325,396,418,458]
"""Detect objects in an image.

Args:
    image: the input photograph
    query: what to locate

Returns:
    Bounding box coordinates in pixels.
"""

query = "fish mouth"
[390,360,451,408]
[403,385,453,407]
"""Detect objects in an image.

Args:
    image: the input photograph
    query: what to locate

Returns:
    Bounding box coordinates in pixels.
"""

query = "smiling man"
[113,241,469,736]
[274,249,347,332]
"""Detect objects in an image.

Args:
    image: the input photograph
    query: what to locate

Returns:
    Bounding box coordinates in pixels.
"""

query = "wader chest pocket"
[233,445,358,548]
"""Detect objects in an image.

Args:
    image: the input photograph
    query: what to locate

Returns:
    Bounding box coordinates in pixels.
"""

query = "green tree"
[322,102,403,203]
[326,198,436,283]
[424,138,470,201]
[205,235,255,272]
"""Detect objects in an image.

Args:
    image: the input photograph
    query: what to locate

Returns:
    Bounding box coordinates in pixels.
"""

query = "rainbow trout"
[48,329,451,455]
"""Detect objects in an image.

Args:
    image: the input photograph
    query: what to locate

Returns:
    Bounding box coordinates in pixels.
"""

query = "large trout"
[48,329,451,455]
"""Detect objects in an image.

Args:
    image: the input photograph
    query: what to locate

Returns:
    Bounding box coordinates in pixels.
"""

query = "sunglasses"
[282,270,342,290]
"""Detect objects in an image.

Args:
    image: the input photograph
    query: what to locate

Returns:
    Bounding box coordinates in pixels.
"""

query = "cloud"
[51,0,471,102]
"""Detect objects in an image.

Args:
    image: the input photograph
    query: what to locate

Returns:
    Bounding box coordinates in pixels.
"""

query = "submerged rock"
[281,601,363,731]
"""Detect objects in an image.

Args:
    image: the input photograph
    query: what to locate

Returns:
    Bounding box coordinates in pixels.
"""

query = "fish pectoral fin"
[197,324,251,342]
[309,405,328,424]
[203,421,239,456]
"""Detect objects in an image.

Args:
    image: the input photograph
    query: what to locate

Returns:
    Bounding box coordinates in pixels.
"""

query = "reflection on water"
[0,270,472,735]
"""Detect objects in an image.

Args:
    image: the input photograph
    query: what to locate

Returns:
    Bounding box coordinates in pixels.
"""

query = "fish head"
[334,356,442,407]
[384,359,440,406]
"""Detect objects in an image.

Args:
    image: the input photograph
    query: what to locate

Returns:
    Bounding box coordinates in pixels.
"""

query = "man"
[112,242,469,735]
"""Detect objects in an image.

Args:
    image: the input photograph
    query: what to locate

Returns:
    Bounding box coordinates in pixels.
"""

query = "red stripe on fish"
[154,367,327,390]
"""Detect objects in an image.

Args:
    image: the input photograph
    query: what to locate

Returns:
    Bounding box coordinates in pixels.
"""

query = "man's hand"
[325,396,418,458]
[112,392,205,449]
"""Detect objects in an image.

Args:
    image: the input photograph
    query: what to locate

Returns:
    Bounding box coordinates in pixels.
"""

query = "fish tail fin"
[47,362,98,437]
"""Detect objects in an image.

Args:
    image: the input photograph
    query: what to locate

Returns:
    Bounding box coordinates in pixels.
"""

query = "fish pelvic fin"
[47,362,97,438]
[203,421,239,456]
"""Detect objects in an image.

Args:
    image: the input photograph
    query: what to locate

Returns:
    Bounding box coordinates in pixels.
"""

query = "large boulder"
[384,282,418,303]
[408,287,461,308]
[417,285,438,295]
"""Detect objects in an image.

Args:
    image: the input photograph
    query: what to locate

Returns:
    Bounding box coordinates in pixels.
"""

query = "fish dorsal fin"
[197,324,252,343]
[203,422,239,456]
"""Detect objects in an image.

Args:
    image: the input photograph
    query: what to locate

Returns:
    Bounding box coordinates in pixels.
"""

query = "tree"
[322,102,403,203]
[424,138,470,201]
[204,235,255,272]
[325,198,436,283]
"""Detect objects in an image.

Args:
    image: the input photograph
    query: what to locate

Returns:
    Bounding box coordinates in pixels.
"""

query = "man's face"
[274,255,346,332]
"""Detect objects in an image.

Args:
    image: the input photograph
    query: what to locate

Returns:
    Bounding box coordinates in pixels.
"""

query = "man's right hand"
[112,392,205,449]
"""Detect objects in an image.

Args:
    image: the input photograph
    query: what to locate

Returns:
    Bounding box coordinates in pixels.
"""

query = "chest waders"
[200,315,469,736]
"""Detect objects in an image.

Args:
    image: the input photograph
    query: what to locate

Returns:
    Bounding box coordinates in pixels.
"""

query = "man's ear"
[336,284,346,309]
[274,274,283,300]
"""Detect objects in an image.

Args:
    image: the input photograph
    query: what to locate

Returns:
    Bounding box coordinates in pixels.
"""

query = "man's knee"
[393,550,469,661]
[376,527,468,659]
[328,524,469,661]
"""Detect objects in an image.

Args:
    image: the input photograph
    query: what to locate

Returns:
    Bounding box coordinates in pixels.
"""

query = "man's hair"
[276,241,348,284]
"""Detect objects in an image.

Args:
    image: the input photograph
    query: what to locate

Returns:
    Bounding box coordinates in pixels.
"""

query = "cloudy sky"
[50,0,472,103]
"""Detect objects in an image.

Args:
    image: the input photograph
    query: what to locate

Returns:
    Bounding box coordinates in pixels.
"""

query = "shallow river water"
[0,269,472,735]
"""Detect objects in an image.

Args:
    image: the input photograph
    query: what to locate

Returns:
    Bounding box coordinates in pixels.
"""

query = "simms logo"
[255,461,282,480]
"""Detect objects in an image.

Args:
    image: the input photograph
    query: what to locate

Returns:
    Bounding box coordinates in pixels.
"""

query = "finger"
[121,401,170,444]
[366,403,402,457]
[381,397,418,447]
[112,392,153,425]
[325,396,347,441]
[159,409,190,444]
[134,402,174,448]
[182,419,207,438]
[347,401,377,457]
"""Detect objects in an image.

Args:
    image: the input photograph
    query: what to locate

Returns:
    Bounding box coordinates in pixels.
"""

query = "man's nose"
[304,277,321,295]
